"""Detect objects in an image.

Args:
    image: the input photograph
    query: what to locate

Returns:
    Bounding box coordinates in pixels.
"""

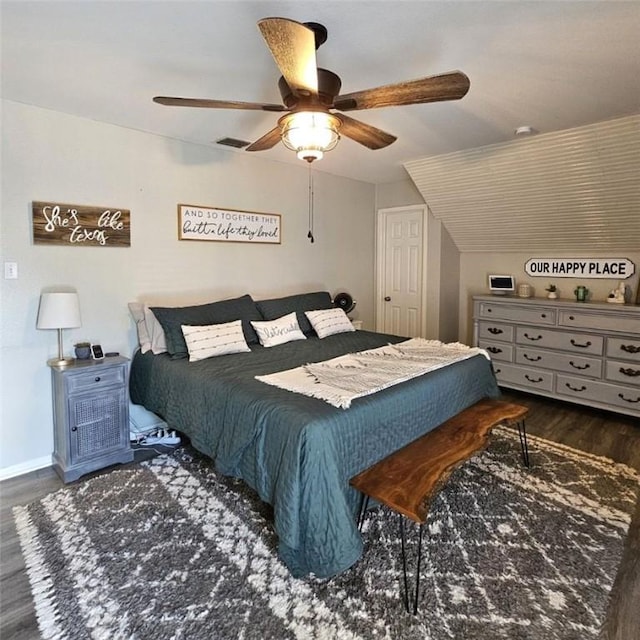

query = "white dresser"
[472,295,640,418]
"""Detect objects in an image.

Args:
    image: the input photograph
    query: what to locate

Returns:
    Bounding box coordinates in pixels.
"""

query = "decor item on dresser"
[574,285,589,302]
[36,291,81,366]
[607,281,626,304]
[517,283,532,298]
[473,295,640,418]
[545,284,557,299]
[129,290,500,578]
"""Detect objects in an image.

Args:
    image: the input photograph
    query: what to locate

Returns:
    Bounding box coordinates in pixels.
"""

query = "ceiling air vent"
[216,137,250,149]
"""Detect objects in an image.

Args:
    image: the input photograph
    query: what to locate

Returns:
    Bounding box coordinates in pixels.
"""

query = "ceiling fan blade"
[153,96,287,112]
[246,126,282,152]
[337,114,397,150]
[334,71,470,111]
[258,17,318,96]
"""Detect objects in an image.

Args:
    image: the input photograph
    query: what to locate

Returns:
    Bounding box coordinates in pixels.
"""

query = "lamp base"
[47,356,75,367]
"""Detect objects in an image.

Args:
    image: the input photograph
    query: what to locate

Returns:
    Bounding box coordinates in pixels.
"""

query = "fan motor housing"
[279,69,342,108]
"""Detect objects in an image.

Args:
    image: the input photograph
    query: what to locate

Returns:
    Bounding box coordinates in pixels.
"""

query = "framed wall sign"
[524,257,635,279]
[32,201,130,247]
[178,204,281,244]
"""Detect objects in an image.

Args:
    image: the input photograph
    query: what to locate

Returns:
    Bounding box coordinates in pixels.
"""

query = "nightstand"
[351,320,363,330]
[49,356,133,482]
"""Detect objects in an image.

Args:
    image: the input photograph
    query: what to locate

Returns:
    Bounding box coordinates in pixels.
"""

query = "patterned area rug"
[14,429,639,640]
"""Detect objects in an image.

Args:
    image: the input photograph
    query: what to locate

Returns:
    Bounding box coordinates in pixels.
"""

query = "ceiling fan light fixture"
[279,111,341,162]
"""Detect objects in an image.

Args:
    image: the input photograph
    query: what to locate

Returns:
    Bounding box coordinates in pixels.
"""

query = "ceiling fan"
[153,17,470,163]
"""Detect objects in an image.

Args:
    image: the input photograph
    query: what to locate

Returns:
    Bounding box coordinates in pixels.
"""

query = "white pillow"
[305,308,355,339]
[250,312,307,348]
[128,302,152,353]
[181,320,250,362]
[144,306,168,354]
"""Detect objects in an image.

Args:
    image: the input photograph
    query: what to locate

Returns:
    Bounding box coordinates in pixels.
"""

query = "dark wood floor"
[1,394,639,640]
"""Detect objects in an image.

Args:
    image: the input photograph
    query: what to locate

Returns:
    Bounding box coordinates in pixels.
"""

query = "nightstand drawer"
[66,366,126,393]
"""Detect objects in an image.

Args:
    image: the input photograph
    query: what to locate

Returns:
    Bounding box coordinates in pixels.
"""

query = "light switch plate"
[4,262,18,279]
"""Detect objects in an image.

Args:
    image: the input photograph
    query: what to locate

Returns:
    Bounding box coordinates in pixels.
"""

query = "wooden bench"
[350,397,529,614]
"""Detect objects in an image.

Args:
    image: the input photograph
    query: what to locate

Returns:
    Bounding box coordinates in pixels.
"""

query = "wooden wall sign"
[524,257,635,279]
[178,204,281,244]
[32,201,130,247]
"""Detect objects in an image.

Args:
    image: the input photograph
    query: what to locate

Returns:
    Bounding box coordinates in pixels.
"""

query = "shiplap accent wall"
[404,115,639,253]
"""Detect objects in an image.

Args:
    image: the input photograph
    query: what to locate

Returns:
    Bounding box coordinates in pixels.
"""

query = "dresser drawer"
[515,347,602,378]
[515,326,603,355]
[557,374,640,413]
[559,310,639,334]
[607,337,640,363]
[479,302,556,325]
[66,366,126,393]
[478,321,514,342]
[492,362,554,392]
[478,340,513,362]
[606,360,640,387]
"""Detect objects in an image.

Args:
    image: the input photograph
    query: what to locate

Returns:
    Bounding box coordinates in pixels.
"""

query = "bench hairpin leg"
[399,514,410,613]
[357,494,370,531]
[413,523,424,615]
[517,419,530,468]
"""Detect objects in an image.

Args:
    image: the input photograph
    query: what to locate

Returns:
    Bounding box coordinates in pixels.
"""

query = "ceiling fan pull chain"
[307,164,315,243]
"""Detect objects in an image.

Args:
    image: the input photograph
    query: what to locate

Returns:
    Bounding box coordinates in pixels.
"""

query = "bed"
[128,291,500,578]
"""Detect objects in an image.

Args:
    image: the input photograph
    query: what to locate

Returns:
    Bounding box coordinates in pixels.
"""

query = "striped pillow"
[181,320,250,362]
[304,308,355,339]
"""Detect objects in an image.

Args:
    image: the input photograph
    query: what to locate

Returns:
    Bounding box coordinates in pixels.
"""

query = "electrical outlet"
[4,262,18,279]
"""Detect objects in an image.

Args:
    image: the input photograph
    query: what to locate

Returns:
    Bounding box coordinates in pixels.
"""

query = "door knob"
[384,296,391,301]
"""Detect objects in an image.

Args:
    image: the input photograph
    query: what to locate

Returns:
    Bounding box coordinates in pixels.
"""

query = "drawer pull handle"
[619,367,640,377]
[494,368,501,374]
[541,314,546,318]
[523,354,542,362]
[95,376,101,382]
[71,426,78,432]
[621,344,640,354]
[569,315,575,320]
[487,347,502,354]
[524,333,542,341]
[565,383,586,393]
[570,339,591,349]
[525,374,544,384]
[487,327,503,335]
[570,361,590,370]
[618,393,640,404]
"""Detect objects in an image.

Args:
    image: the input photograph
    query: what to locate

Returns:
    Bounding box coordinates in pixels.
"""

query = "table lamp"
[37,292,81,366]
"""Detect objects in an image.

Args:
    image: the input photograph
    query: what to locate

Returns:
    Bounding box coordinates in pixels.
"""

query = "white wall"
[0,100,376,476]
[458,252,640,343]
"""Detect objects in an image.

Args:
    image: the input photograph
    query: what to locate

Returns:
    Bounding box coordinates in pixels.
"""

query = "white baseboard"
[0,456,52,481]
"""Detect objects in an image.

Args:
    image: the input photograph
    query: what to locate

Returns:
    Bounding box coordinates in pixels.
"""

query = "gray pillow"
[150,294,262,358]
[256,291,333,335]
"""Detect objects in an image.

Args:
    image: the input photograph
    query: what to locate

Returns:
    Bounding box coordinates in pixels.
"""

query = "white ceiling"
[2,1,639,184]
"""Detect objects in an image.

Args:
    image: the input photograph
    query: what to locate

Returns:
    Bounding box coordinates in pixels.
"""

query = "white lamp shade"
[37,292,81,329]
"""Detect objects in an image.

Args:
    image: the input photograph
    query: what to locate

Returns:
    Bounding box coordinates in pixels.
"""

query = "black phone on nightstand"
[91,344,105,360]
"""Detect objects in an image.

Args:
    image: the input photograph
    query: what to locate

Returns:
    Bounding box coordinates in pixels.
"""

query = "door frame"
[375,205,429,335]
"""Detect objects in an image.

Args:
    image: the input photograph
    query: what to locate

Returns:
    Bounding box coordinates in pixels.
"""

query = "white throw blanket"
[255,338,490,409]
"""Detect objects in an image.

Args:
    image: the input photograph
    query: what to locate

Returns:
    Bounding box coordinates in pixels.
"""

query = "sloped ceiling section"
[404,116,639,252]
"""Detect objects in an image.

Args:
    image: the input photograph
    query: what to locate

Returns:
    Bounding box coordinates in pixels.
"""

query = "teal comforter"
[129,331,500,577]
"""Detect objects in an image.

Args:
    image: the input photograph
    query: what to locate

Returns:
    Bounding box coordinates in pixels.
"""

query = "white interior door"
[376,206,426,337]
